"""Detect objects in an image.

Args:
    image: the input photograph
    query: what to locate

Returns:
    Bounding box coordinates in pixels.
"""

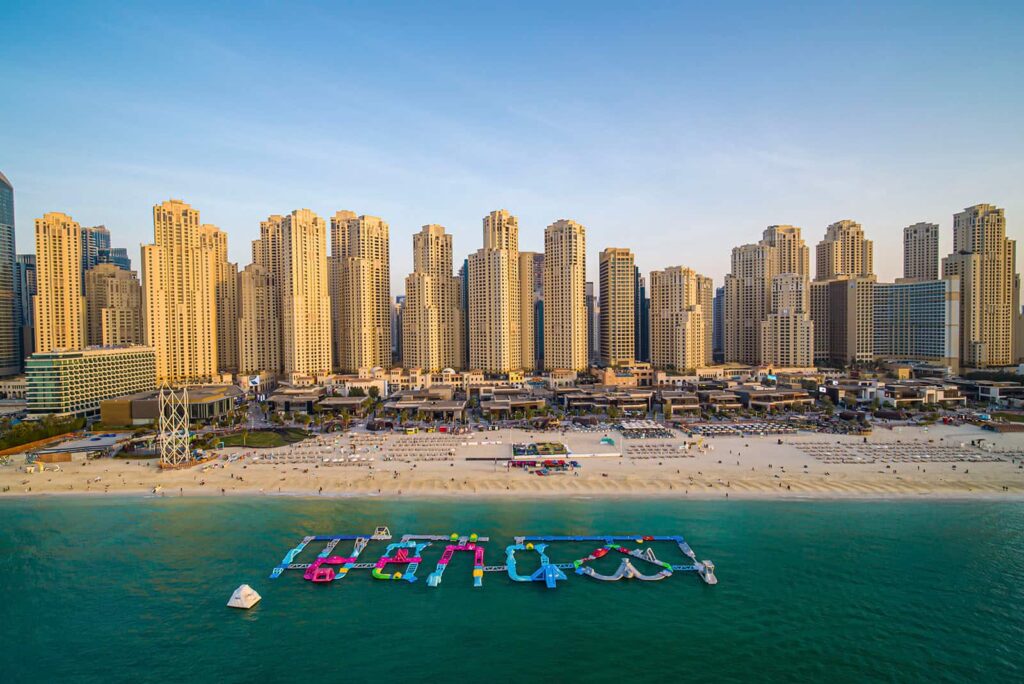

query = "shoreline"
[3,423,1023,503]
[3,486,1024,503]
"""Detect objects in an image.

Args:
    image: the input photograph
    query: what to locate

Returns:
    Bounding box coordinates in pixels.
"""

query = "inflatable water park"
[267,525,717,590]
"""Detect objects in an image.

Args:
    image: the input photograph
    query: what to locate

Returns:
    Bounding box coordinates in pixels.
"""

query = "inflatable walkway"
[372,541,429,582]
[426,534,486,587]
[268,526,716,589]
[505,543,567,588]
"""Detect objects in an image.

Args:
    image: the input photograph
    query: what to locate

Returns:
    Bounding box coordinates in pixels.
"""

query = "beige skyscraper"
[810,277,875,365]
[468,210,522,373]
[1014,274,1024,364]
[808,220,877,366]
[253,215,284,275]
[519,252,540,371]
[237,263,280,376]
[200,224,239,374]
[903,222,939,281]
[84,264,142,347]
[327,210,355,370]
[761,273,815,368]
[815,220,873,281]
[725,242,771,365]
[34,212,85,353]
[809,281,829,363]
[142,200,218,384]
[942,203,1016,368]
[599,248,635,367]
[543,219,587,371]
[402,224,461,371]
[246,215,285,377]
[724,225,811,365]
[333,212,391,372]
[696,273,714,366]
[766,224,811,276]
[650,266,707,372]
[275,209,333,380]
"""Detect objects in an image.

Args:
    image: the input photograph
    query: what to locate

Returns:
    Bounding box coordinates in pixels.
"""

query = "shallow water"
[1,497,1021,682]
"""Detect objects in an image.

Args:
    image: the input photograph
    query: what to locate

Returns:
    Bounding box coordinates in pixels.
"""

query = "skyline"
[6,4,1024,682]
[2,2,1022,289]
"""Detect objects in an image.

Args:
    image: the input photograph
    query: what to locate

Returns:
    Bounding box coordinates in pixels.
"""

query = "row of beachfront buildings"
[1,167,1022,418]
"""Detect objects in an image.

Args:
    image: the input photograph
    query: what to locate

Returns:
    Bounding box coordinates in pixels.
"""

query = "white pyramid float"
[227,584,261,609]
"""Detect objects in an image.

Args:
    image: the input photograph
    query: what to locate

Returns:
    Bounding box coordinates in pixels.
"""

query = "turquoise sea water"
[1,497,1022,683]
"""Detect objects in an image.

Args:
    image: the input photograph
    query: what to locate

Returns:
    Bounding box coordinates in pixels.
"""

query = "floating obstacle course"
[372,541,428,582]
[270,526,717,588]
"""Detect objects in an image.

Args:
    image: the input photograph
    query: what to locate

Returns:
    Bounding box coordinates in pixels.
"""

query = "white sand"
[3,423,1023,500]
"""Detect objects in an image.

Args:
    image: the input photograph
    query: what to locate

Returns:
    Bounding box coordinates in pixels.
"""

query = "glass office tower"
[0,172,19,376]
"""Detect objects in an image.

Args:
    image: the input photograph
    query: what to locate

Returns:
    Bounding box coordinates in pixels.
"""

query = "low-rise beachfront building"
[696,390,743,412]
[593,363,655,387]
[26,346,156,419]
[237,372,278,399]
[543,369,579,389]
[851,376,962,409]
[881,362,954,380]
[479,395,546,420]
[977,382,1024,407]
[554,386,654,415]
[332,374,389,398]
[0,375,27,400]
[772,369,828,387]
[466,385,524,402]
[731,386,815,411]
[316,396,369,417]
[100,384,241,425]
[383,389,467,422]
[898,381,966,407]
[267,388,323,414]
[0,376,26,416]
[651,372,693,389]
[876,385,932,410]
[944,379,1024,407]
[330,366,526,397]
[658,390,701,419]
[31,433,130,462]
[819,379,880,407]
[650,365,760,388]
[981,381,1024,407]
[382,387,454,403]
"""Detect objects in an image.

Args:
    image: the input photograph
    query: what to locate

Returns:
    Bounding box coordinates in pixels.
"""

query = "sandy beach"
[3,423,1024,500]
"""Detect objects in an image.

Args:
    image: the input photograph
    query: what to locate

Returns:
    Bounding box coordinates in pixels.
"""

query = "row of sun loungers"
[625,443,697,459]
[620,428,676,439]
[795,441,1004,464]
[252,453,375,466]
[383,435,462,461]
[688,422,797,436]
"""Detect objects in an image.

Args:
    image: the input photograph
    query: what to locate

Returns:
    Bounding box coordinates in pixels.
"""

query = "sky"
[2,1,1022,290]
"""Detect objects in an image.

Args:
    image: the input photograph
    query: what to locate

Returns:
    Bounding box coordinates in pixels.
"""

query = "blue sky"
[2,1,1022,288]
